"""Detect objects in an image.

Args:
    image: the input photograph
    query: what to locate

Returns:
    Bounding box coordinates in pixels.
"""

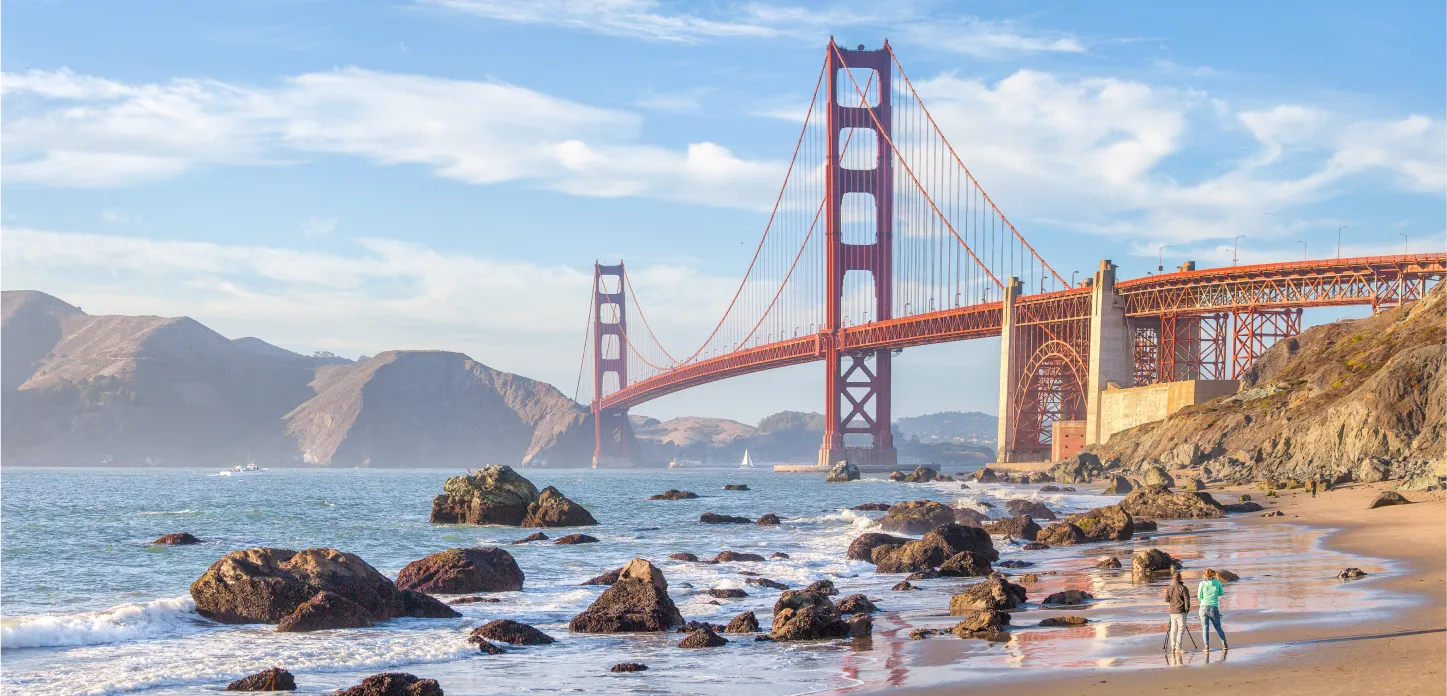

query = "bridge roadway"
[601,253,1447,411]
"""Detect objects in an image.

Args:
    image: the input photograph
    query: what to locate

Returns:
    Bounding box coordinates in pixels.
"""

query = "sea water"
[0,467,1400,695]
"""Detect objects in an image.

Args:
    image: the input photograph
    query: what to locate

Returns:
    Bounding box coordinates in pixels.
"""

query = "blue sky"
[4,0,1444,425]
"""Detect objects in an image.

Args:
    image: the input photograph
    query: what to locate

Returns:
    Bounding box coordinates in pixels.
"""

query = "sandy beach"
[886,482,1447,696]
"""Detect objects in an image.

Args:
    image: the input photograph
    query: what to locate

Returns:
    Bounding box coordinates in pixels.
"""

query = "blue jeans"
[1199,605,1227,647]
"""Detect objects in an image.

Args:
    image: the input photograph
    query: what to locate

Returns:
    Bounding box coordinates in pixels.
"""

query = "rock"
[1101,475,1134,495]
[938,552,993,578]
[582,568,622,586]
[1095,556,1122,569]
[1134,519,1159,531]
[667,552,699,562]
[190,547,459,625]
[1397,475,1444,491]
[958,483,971,489]
[1121,484,1226,519]
[891,580,918,591]
[1131,549,1176,575]
[276,590,373,632]
[569,559,683,633]
[154,532,201,545]
[1261,510,1285,517]
[226,667,296,691]
[554,533,600,545]
[770,590,850,641]
[1143,466,1176,488]
[906,570,939,581]
[336,673,443,696]
[875,523,998,573]
[835,594,877,614]
[1357,459,1390,484]
[972,468,998,483]
[429,466,541,525]
[1040,615,1090,627]
[1021,541,1050,551]
[806,579,839,596]
[1049,453,1100,484]
[1338,567,1368,580]
[902,466,945,483]
[522,486,598,527]
[1019,573,1040,583]
[448,595,501,605]
[1037,523,1086,545]
[1224,502,1264,513]
[512,532,548,544]
[678,627,728,648]
[707,588,747,599]
[1039,485,1062,492]
[846,533,912,562]
[850,503,892,511]
[395,547,524,594]
[700,512,753,524]
[471,619,555,645]
[610,663,648,673]
[1042,590,1093,606]
[650,489,698,500]
[722,484,750,491]
[1003,500,1057,520]
[1368,491,1411,509]
[757,513,782,525]
[878,500,957,534]
[1217,570,1240,581]
[1062,505,1135,542]
[677,620,723,633]
[846,613,873,637]
[888,471,906,481]
[951,609,1010,639]
[724,611,760,633]
[770,552,790,559]
[1182,478,1205,492]
[746,577,789,590]
[470,638,506,654]
[909,628,944,639]
[826,460,861,483]
[953,507,990,526]
[982,515,1041,541]
[1028,472,1054,484]
[710,551,766,563]
[948,574,1027,614]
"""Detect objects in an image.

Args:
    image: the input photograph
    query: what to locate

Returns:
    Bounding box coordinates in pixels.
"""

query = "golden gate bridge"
[578,39,1447,467]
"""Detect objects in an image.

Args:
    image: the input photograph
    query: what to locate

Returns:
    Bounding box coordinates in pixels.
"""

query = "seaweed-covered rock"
[850,502,892,511]
[276,590,373,632]
[724,611,760,633]
[835,594,878,614]
[678,627,728,648]
[569,559,683,633]
[650,489,698,500]
[982,515,1041,541]
[429,465,540,525]
[878,500,956,534]
[1121,485,1225,519]
[770,590,850,641]
[335,673,442,696]
[826,460,860,483]
[470,619,555,645]
[226,668,296,691]
[700,512,753,524]
[395,547,524,594]
[155,532,201,545]
[610,663,648,673]
[522,486,598,527]
[805,579,838,596]
[948,574,1027,614]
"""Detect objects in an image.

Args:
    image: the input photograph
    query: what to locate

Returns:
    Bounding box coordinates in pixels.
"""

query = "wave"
[138,509,198,515]
[1,597,202,649]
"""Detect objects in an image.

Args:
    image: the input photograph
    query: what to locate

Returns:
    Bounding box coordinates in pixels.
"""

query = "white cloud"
[300,216,337,237]
[634,86,712,112]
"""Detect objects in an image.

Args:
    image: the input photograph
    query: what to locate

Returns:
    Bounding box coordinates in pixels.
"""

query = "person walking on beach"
[1309,478,1318,498]
[1198,568,1228,650]
[1165,571,1191,652]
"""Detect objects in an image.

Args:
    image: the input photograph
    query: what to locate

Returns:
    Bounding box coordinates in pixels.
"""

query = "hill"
[894,411,997,444]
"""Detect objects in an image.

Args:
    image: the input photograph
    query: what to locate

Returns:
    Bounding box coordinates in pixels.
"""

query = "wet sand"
[868,482,1447,696]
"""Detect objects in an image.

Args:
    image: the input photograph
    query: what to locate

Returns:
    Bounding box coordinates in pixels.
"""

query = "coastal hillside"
[0,290,636,468]
[895,411,998,444]
[631,416,757,448]
[1095,282,1446,482]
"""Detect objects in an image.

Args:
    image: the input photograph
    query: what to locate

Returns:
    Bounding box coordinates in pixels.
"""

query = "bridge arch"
[1010,339,1088,457]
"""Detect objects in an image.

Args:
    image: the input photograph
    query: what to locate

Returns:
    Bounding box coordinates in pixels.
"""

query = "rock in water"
[471,638,506,654]
[835,594,878,614]
[610,663,648,673]
[1040,616,1090,627]
[951,610,1010,639]
[948,574,1027,614]
[850,503,892,511]
[1049,453,1100,484]
[554,533,600,545]
[826,460,860,483]
[757,513,782,525]
[722,484,750,491]
[569,559,684,633]
[512,532,548,544]
[1003,500,1057,520]
[1338,567,1368,580]
[707,588,747,599]
[982,515,1041,541]
[1095,556,1122,569]
[710,551,766,563]
[888,471,906,481]
[470,619,555,645]
[1131,548,1176,575]
[724,611,760,633]
[937,552,993,578]
[746,577,789,590]
[335,673,442,696]
[1121,485,1226,519]
[678,627,728,648]
[154,532,201,545]
[700,512,753,524]
[277,590,373,632]
[902,466,944,483]
[226,667,296,691]
[667,552,699,562]
[1042,590,1093,606]
[582,568,622,586]
[650,489,698,500]
[847,533,912,562]
[972,468,998,483]
[522,486,598,527]
[395,547,524,594]
[878,500,956,534]
[1368,491,1411,509]
[875,524,999,574]
[1101,476,1134,495]
[448,596,501,605]
[1216,570,1241,581]
[891,580,918,591]
[1037,523,1087,546]
[1059,505,1135,543]
[429,465,540,525]
[190,547,459,625]
[806,579,839,596]
[1143,466,1175,488]
[770,590,851,641]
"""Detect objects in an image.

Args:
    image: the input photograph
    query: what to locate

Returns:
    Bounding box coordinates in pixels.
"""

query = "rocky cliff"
[1094,282,1446,483]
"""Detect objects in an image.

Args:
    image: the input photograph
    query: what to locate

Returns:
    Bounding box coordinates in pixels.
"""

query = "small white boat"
[740,450,755,468]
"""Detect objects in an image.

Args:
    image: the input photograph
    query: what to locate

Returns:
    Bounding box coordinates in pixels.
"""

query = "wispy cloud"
[300,216,337,237]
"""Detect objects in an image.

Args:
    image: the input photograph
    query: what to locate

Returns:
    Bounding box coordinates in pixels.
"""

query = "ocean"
[0,466,1399,695]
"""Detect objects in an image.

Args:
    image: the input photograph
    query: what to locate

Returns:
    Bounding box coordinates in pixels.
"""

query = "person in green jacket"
[1198,568,1228,650]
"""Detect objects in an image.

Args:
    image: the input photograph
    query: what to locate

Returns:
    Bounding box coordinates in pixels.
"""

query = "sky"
[3,0,1444,426]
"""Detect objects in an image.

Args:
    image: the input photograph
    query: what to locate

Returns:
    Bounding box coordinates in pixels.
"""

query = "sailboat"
[740,449,755,468]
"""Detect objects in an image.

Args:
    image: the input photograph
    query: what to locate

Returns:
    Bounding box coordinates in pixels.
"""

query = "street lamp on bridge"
[1158,245,1170,272]
[1233,235,1245,265]
[1338,225,1348,258]
[1401,233,1409,254]
[1298,240,1307,260]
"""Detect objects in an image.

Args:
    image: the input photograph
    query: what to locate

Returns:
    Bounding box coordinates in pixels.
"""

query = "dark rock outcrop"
[1040,505,1134,545]
[724,611,760,633]
[512,532,548,544]
[746,577,789,590]
[569,559,683,633]
[982,515,1041,541]
[891,580,918,591]
[1040,615,1090,627]
[710,551,766,563]
[1021,541,1051,551]
[972,467,998,483]
[650,489,698,500]
[667,552,699,562]
[706,588,747,599]
[948,574,1026,614]
[1369,491,1412,509]
[1131,548,1177,575]
[155,532,201,545]
[678,627,728,648]
[226,667,296,691]
[951,609,1010,639]
[700,512,753,524]
[1003,500,1057,520]
[395,547,524,594]
[878,500,956,534]
[554,533,600,545]
[1121,485,1226,519]
[335,673,442,696]
[471,619,555,645]
[826,460,860,483]
[522,486,598,527]
[835,594,877,614]
[902,466,945,483]
[770,590,851,641]
[805,579,839,596]
[471,638,505,654]
[1338,567,1368,580]
[582,568,622,586]
[1042,590,1094,606]
[610,663,648,673]
[937,552,992,578]
[1102,475,1134,495]
[1224,502,1265,513]
[850,503,892,511]
[277,590,373,632]
[428,466,540,525]
[875,523,999,574]
[757,513,782,525]
[1049,453,1101,484]
[953,507,990,526]
[722,484,750,491]
[846,533,912,562]
[448,595,500,605]
[1095,556,1122,569]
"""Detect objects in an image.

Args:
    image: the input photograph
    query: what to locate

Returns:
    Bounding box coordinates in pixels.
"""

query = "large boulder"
[700,512,753,524]
[155,532,201,545]
[770,590,851,641]
[569,559,683,633]
[226,667,296,691]
[835,594,878,614]
[1120,485,1226,519]
[335,673,442,696]
[846,533,911,562]
[826,460,860,483]
[1142,465,1175,489]
[953,507,990,526]
[1131,548,1176,575]
[724,611,760,633]
[874,524,997,574]
[951,609,1010,639]
[1004,500,1056,520]
[971,468,998,483]
[650,489,698,500]
[1101,476,1134,495]
[982,515,1041,541]
[395,547,524,594]
[1357,458,1390,484]
[937,552,992,578]
[879,500,956,534]
[429,465,540,525]
[1061,505,1134,542]
[1049,453,1100,484]
[1037,522,1086,546]
[472,619,555,645]
[1368,491,1412,509]
[277,590,373,632]
[189,547,459,625]
[948,574,1027,614]
[678,627,728,648]
[902,466,945,483]
[1042,590,1093,606]
[522,486,598,527]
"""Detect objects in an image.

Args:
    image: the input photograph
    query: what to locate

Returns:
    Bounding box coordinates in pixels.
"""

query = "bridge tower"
[818,40,898,470]
[591,262,632,467]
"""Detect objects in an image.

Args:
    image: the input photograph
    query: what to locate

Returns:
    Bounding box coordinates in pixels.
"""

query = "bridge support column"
[994,278,1023,462]
[1085,260,1133,447]
[1230,308,1301,379]
[591,262,633,468]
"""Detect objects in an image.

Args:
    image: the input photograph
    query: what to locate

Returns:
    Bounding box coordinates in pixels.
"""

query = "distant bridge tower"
[591,262,631,467]
[818,40,898,470]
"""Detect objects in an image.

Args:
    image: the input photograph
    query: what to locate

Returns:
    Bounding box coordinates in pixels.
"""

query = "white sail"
[740,450,754,468]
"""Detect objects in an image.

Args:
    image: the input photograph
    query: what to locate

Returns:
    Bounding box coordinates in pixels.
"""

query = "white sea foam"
[1,596,201,649]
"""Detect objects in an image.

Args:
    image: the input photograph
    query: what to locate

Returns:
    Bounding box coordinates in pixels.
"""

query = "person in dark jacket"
[1164,571,1191,652]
